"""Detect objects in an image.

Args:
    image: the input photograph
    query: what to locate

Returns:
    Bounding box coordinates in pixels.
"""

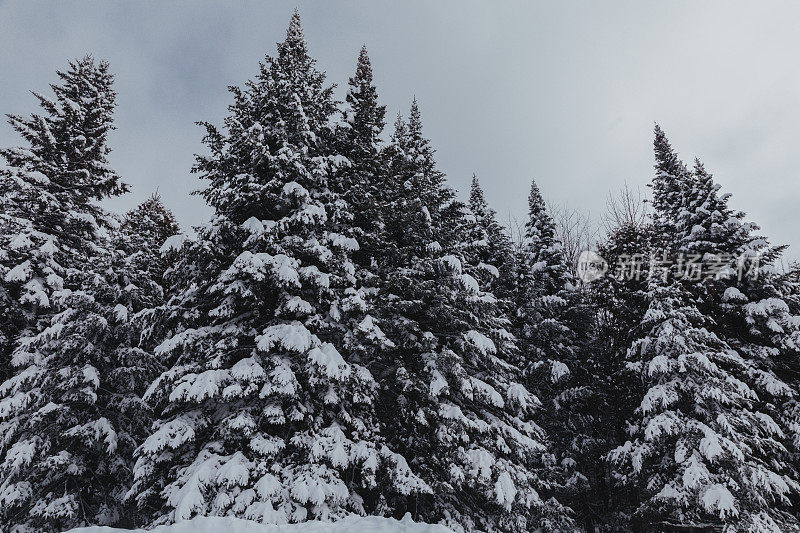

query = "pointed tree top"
[469,174,489,216]
[355,44,373,83]
[345,44,385,146]
[3,55,127,203]
[693,157,706,175]
[278,9,309,61]
[653,123,686,175]
[523,177,563,266]
[286,9,303,42]
[690,158,726,208]
[528,178,545,211]
[651,123,690,219]
[408,98,422,134]
[393,111,405,132]
[653,123,672,160]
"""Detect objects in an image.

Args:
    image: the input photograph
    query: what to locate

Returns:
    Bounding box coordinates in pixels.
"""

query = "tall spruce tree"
[512,178,589,524]
[0,57,150,530]
[467,175,516,303]
[0,168,29,383]
[609,129,800,531]
[372,105,570,532]
[650,124,691,232]
[117,193,180,292]
[335,45,387,274]
[514,180,577,387]
[581,205,656,529]
[115,194,182,405]
[0,56,122,382]
[129,14,427,526]
[683,159,800,523]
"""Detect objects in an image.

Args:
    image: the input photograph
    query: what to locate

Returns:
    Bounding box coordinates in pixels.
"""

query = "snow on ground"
[67,515,454,533]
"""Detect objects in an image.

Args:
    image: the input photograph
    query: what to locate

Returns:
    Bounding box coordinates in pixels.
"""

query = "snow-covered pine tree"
[97,197,183,529]
[114,194,182,419]
[0,57,154,530]
[609,276,800,531]
[681,158,800,522]
[373,104,570,532]
[649,124,691,238]
[335,45,387,274]
[117,193,180,293]
[466,175,516,304]
[513,179,579,413]
[510,178,589,523]
[129,13,427,526]
[579,202,656,529]
[0,168,30,383]
[0,57,120,383]
[608,129,800,531]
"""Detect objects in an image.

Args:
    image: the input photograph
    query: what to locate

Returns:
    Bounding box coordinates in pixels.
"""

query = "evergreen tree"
[335,45,387,274]
[609,277,799,531]
[118,193,180,292]
[609,129,800,531]
[580,209,656,529]
[0,57,149,530]
[129,14,427,526]
[513,179,579,411]
[684,159,800,522]
[467,175,516,303]
[650,124,691,235]
[0,56,123,383]
[115,194,182,409]
[373,105,570,532]
[0,168,29,383]
[511,178,591,525]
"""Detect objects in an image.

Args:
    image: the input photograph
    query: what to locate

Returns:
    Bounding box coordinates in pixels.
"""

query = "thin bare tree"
[601,182,649,234]
[547,200,599,270]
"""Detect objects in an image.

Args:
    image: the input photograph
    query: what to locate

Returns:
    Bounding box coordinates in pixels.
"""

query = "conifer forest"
[2,8,800,533]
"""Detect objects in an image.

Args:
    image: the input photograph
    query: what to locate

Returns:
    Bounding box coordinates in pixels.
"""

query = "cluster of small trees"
[1,12,799,533]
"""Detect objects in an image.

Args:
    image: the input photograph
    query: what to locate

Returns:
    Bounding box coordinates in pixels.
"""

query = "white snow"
[307,343,351,380]
[64,514,447,533]
[8,233,33,250]
[242,217,266,235]
[477,262,499,278]
[549,360,570,382]
[160,234,188,254]
[440,255,462,274]
[282,181,310,199]
[429,370,448,397]
[5,260,31,282]
[257,322,314,354]
[113,304,128,322]
[329,232,360,251]
[463,330,496,355]
[701,483,738,519]
[722,287,747,302]
[426,241,442,253]
[494,471,518,510]
[458,273,479,293]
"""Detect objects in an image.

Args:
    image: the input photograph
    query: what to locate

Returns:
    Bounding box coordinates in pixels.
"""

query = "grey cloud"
[1,0,798,261]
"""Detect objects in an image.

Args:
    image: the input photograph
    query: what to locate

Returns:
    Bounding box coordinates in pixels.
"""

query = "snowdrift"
[67,515,454,533]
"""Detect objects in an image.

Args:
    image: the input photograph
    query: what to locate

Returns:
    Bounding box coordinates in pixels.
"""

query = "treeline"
[1,12,799,533]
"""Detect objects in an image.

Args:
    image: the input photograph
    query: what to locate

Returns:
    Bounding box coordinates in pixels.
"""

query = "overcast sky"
[1,1,799,261]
